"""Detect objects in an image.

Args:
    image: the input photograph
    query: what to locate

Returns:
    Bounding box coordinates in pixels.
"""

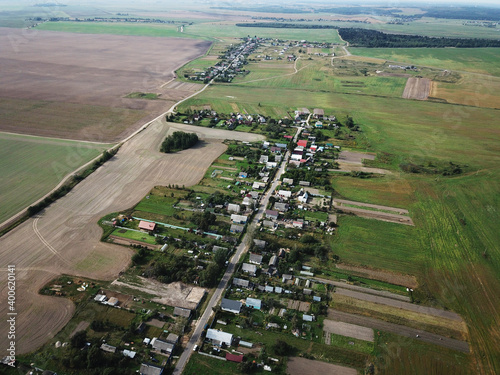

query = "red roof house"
[226,353,244,363]
[139,220,156,231]
[297,140,308,147]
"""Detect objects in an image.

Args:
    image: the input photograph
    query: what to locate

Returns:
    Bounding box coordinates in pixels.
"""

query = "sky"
[1,0,500,7]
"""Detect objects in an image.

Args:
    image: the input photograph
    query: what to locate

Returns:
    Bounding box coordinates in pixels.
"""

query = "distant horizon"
[1,0,500,8]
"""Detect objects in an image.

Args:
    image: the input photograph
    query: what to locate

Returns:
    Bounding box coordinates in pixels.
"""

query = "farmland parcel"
[0,27,211,141]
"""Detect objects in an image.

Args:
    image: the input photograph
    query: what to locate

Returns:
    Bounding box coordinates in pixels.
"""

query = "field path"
[0,119,263,354]
[328,309,469,353]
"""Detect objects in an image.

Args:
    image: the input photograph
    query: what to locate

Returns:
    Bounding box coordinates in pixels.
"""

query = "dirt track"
[0,119,263,354]
[287,357,357,375]
[328,309,469,353]
[402,77,431,100]
[0,28,211,141]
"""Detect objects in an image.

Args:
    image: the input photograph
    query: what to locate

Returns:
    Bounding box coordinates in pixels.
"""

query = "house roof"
[226,353,244,362]
[233,278,250,287]
[245,297,262,309]
[253,239,267,248]
[297,140,308,147]
[139,220,156,231]
[266,210,279,217]
[100,343,116,353]
[249,253,263,264]
[274,202,289,211]
[242,263,257,274]
[303,314,314,321]
[173,307,192,318]
[166,333,179,344]
[221,298,242,313]
[206,329,233,345]
[313,108,324,115]
[140,363,164,375]
[152,338,174,353]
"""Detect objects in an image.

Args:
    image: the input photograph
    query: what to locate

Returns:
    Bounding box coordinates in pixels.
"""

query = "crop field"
[36,21,197,38]
[329,215,423,275]
[351,47,500,77]
[332,174,415,208]
[0,28,211,141]
[0,132,110,224]
[0,120,264,355]
[185,21,343,43]
[430,73,500,109]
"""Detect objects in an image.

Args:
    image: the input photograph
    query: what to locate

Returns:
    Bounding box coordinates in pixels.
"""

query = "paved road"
[173,127,302,374]
[328,309,469,353]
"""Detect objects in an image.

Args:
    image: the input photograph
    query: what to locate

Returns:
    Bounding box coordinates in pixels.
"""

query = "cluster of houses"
[186,37,260,83]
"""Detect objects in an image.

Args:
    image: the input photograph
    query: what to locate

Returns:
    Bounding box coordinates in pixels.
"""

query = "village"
[32,101,421,375]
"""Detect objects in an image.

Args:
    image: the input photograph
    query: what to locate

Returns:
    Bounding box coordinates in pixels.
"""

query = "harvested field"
[335,288,462,321]
[328,309,469,353]
[335,264,418,288]
[287,357,357,375]
[0,28,211,141]
[402,77,431,100]
[0,119,264,354]
[323,319,374,342]
[314,277,410,302]
[337,151,376,165]
[331,293,468,340]
[334,199,408,215]
[334,199,414,226]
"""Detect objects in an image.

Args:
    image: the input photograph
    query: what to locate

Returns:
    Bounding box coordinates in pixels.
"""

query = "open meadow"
[0,132,110,224]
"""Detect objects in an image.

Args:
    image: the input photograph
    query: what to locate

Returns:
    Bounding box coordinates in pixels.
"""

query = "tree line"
[236,22,338,29]
[338,28,500,48]
[160,131,199,153]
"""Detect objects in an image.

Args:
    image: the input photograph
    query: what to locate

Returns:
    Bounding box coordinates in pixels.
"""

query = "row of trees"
[236,22,338,29]
[160,131,199,153]
[338,28,500,48]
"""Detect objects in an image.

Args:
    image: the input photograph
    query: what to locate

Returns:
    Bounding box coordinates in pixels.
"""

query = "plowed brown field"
[0,28,211,141]
[0,119,263,354]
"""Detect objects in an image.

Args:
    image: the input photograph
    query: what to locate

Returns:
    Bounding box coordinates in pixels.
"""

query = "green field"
[0,132,110,223]
[329,216,423,275]
[184,22,343,43]
[351,47,500,77]
[36,21,205,39]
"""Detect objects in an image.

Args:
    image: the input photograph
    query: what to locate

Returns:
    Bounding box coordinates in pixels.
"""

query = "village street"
[173,126,302,374]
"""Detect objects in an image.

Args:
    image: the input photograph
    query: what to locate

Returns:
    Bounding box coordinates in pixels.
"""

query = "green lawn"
[351,47,500,77]
[0,132,110,223]
[111,228,158,245]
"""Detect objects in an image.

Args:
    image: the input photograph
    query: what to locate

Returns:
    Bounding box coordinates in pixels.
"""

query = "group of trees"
[338,28,500,48]
[236,22,337,29]
[160,131,199,153]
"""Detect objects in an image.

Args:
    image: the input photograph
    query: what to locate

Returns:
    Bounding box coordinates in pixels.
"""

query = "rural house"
[221,298,242,314]
[206,329,233,347]
[140,363,164,375]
